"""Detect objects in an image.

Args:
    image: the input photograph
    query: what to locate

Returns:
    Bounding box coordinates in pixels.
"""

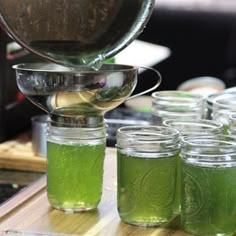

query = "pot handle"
[127,66,162,100]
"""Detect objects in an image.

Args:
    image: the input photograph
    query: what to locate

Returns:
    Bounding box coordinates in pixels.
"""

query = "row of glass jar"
[146,90,236,235]
[45,90,236,236]
[152,90,236,134]
[117,118,236,235]
[46,120,236,236]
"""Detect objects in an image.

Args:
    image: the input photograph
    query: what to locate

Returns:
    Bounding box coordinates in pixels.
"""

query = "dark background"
[137,3,236,92]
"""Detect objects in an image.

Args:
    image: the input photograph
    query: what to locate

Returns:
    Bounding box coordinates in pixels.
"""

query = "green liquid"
[182,161,236,235]
[223,124,229,135]
[117,150,177,226]
[105,57,115,64]
[47,142,105,211]
[174,153,181,214]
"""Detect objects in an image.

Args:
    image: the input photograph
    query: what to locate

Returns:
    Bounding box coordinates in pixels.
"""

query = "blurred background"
[138,0,236,91]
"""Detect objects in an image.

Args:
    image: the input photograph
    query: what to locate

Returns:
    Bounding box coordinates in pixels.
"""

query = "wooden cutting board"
[0,133,46,172]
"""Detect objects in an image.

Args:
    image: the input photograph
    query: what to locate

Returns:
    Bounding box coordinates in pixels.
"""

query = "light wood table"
[0,148,188,236]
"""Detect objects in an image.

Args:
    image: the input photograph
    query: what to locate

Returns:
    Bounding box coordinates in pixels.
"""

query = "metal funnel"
[13,63,140,127]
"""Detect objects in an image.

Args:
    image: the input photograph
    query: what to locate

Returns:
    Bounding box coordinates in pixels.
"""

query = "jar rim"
[206,92,236,106]
[116,125,180,156]
[117,125,179,141]
[163,119,223,131]
[181,135,236,147]
[180,135,236,164]
[229,113,236,120]
[212,97,236,109]
[47,125,107,143]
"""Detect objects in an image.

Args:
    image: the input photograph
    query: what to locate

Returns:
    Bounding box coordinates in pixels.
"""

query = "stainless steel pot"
[0,0,154,69]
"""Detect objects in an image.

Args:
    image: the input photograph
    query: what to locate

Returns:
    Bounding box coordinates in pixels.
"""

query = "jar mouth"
[48,125,106,133]
[163,119,223,135]
[117,125,179,141]
[152,90,204,101]
[230,113,236,121]
[151,91,204,118]
[181,135,236,147]
[212,94,236,110]
[207,92,236,113]
[116,125,180,155]
[47,125,107,144]
[181,135,236,163]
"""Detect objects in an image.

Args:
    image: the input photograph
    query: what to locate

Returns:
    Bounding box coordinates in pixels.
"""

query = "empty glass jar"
[152,91,205,125]
[181,135,236,236]
[163,119,224,214]
[206,91,236,120]
[211,95,236,134]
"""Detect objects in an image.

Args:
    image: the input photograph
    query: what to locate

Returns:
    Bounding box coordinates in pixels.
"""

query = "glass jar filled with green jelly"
[181,135,236,236]
[116,125,180,226]
[163,119,224,215]
[46,113,106,212]
[151,91,205,125]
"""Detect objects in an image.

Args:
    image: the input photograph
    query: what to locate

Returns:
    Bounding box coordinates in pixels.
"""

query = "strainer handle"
[127,66,162,100]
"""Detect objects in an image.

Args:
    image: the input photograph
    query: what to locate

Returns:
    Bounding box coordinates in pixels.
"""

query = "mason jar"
[206,91,236,120]
[46,114,106,212]
[163,119,224,215]
[181,135,236,236]
[152,91,205,125]
[211,95,236,134]
[116,125,180,226]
